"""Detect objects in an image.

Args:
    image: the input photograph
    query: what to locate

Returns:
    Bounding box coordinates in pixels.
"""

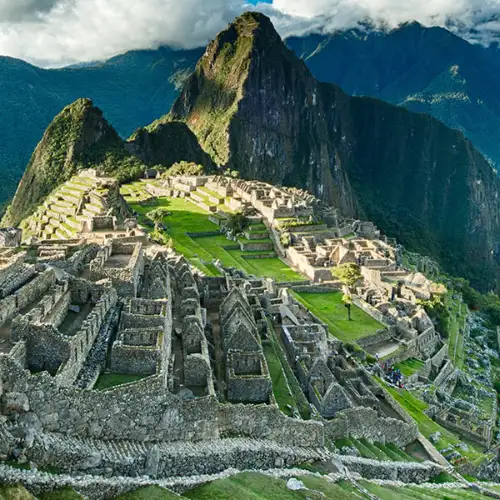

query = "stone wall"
[431,344,448,368]
[110,344,159,375]
[218,404,324,448]
[337,455,441,482]
[0,357,220,442]
[15,268,57,311]
[90,241,144,297]
[433,360,455,388]
[90,216,116,231]
[324,407,418,447]
[352,296,389,327]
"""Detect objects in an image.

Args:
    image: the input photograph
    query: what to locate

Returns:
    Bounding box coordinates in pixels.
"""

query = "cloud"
[0,0,248,67]
[1,0,500,67]
[269,0,500,42]
[0,0,60,22]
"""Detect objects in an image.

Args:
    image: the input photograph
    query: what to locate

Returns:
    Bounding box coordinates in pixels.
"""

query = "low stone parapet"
[336,455,442,483]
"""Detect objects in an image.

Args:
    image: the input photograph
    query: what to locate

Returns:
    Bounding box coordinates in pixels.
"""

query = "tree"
[146,208,170,231]
[163,161,204,178]
[225,212,250,238]
[337,263,363,290]
[224,168,240,179]
[342,293,353,321]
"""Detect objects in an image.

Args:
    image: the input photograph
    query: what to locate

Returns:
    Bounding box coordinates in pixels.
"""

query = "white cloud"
[1,0,500,67]
[270,0,500,41]
[0,0,249,67]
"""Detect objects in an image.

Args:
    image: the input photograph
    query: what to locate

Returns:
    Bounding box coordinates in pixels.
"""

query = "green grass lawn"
[184,472,355,500]
[379,380,487,465]
[335,437,417,462]
[359,481,485,500]
[94,373,148,391]
[395,358,425,377]
[115,486,179,500]
[263,342,296,416]
[125,190,303,282]
[293,291,383,343]
[38,488,84,500]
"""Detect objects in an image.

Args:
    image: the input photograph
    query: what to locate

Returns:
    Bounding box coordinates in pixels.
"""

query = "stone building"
[90,240,144,297]
[219,282,272,404]
[0,228,22,247]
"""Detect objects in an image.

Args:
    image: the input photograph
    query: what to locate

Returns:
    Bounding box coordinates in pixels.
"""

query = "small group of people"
[383,364,405,389]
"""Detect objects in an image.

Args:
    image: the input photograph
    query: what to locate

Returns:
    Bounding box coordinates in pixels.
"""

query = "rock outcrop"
[4,100,214,227]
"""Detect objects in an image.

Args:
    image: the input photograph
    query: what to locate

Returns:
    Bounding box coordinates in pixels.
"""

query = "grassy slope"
[380,380,486,464]
[395,358,425,377]
[184,472,355,500]
[122,184,303,282]
[293,291,383,342]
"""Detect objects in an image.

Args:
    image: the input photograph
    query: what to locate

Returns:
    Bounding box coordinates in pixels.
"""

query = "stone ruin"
[0,228,22,248]
[219,286,272,404]
[22,170,130,242]
[0,176,460,491]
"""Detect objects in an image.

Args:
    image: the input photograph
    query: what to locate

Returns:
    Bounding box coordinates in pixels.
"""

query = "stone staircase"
[34,434,330,478]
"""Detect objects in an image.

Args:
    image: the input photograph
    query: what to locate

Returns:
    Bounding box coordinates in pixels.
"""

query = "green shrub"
[163,161,204,178]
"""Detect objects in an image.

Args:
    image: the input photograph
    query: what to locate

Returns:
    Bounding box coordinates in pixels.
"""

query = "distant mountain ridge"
[286,22,500,169]
[0,46,203,205]
[2,20,500,209]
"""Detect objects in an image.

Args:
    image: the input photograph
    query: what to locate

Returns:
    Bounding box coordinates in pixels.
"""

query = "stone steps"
[66,181,91,193]
[75,215,90,223]
[60,193,81,205]
[50,204,76,216]
[36,434,329,477]
[51,198,74,209]
[66,218,83,231]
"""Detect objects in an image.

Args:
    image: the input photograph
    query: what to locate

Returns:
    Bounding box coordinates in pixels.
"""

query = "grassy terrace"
[94,373,148,391]
[395,358,425,377]
[379,379,487,465]
[122,182,303,281]
[263,343,296,416]
[335,437,417,462]
[292,291,383,343]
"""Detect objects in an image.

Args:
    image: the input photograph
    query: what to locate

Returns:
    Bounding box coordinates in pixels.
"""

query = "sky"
[0,0,500,67]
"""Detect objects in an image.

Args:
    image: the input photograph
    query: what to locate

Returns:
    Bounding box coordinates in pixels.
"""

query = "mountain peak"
[3,98,123,226]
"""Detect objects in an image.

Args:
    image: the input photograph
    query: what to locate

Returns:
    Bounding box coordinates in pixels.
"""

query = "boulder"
[3,392,29,413]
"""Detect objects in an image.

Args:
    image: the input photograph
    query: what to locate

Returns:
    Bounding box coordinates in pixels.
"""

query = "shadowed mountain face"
[166,12,500,290]
[286,22,500,170]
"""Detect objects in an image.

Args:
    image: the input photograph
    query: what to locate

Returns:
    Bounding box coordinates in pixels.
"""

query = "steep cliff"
[167,12,356,215]
[167,12,500,289]
[287,23,500,168]
[127,121,214,169]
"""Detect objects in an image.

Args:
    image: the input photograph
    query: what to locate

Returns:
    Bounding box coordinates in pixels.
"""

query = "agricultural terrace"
[292,291,383,343]
[380,379,489,465]
[121,181,303,282]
